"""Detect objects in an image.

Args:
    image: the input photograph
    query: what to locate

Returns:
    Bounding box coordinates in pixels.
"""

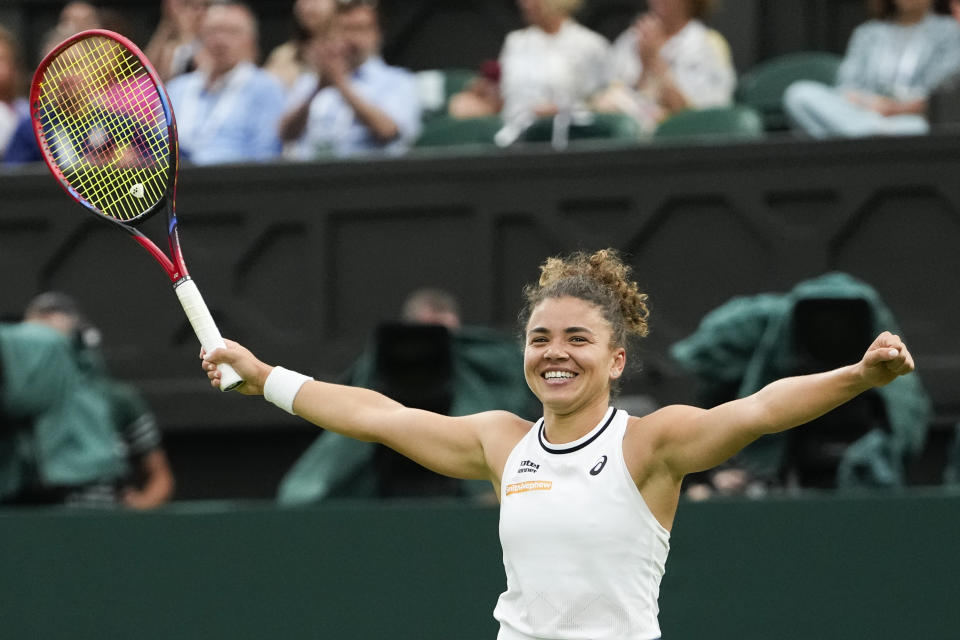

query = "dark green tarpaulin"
[670,272,932,487]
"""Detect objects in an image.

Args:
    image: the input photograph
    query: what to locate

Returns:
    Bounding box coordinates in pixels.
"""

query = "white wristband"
[263,366,313,415]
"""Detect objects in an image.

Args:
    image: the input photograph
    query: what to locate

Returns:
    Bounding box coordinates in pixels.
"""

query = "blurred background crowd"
[4,0,960,167]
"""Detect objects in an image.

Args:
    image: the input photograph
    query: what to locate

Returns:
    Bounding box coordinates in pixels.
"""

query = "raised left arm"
[654,331,914,478]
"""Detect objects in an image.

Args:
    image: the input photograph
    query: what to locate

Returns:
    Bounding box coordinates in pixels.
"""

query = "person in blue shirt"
[279,0,421,158]
[165,1,285,165]
[0,25,29,163]
[783,0,960,138]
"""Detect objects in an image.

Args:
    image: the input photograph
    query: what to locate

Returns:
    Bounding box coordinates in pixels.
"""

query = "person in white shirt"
[201,248,916,640]
[595,0,736,132]
[496,0,611,144]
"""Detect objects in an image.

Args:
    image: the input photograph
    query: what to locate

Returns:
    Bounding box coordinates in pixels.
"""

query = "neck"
[541,397,611,445]
[205,62,240,89]
[539,15,566,34]
[661,15,690,37]
[896,10,927,25]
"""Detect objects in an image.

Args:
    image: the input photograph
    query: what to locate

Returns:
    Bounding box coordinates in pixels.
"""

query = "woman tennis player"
[202,249,915,640]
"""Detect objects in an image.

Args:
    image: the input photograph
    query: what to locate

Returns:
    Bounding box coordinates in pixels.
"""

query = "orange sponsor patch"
[505,480,553,496]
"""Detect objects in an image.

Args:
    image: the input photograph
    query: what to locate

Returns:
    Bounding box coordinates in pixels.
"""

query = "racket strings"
[35,35,172,222]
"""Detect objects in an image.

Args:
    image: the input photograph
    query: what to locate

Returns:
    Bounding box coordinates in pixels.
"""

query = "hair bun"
[528,249,649,342]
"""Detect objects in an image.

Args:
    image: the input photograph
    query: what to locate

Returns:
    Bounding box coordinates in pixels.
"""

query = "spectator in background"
[144,0,211,82]
[279,0,421,159]
[783,0,960,138]
[401,288,461,330]
[594,0,736,133]
[56,1,132,37]
[1,312,82,502]
[4,23,87,166]
[264,0,335,93]
[165,1,285,165]
[495,0,610,146]
[1,293,174,508]
[2,3,140,167]
[448,60,504,119]
[58,1,101,34]
[22,293,175,508]
[3,0,106,165]
[0,26,28,162]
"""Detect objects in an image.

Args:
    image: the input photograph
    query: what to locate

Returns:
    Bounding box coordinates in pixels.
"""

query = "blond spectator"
[496,0,611,144]
[595,0,736,132]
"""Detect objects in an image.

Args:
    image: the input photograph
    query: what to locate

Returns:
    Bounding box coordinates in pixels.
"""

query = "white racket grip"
[174,278,243,391]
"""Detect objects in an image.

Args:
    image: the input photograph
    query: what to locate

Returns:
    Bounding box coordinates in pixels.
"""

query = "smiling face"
[524,296,626,416]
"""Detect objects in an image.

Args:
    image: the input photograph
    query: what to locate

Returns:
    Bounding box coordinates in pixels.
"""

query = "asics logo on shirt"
[589,455,608,476]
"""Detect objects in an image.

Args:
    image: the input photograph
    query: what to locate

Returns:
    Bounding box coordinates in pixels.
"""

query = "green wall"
[1,492,958,639]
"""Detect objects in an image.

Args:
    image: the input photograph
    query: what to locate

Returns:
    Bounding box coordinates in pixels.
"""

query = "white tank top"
[494,407,670,640]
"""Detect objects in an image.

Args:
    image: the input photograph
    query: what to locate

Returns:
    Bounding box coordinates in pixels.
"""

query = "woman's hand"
[636,13,667,70]
[857,331,915,388]
[201,339,272,395]
[845,91,925,117]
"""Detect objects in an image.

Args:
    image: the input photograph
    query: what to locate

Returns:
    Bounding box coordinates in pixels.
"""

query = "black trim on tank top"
[538,408,618,454]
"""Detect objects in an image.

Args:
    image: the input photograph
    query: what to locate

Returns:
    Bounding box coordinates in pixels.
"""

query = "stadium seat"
[414,114,502,148]
[521,112,641,145]
[735,51,843,131]
[653,105,765,141]
[416,67,477,121]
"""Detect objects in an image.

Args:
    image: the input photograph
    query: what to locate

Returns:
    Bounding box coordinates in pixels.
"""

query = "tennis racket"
[30,29,243,391]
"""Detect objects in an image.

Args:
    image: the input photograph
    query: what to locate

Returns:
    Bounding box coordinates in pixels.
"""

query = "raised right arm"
[203,340,521,482]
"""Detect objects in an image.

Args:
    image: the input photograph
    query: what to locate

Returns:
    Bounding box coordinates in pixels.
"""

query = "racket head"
[30,29,178,225]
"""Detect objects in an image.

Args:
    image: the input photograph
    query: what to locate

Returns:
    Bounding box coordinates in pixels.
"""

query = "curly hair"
[521,249,650,349]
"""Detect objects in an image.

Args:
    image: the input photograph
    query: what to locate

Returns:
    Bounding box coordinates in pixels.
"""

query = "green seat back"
[442,68,477,102]
[522,112,641,144]
[418,68,478,122]
[653,105,765,140]
[736,52,843,130]
[414,115,502,148]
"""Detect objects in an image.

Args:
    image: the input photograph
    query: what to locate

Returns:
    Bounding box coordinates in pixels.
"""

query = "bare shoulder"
[466,410,535,484]
[625,405,706,451]
[466,410,533,447]
[624,406,703,507]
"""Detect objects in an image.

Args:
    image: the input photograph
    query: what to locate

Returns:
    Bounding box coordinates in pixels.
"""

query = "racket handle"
[174,278,244,392]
